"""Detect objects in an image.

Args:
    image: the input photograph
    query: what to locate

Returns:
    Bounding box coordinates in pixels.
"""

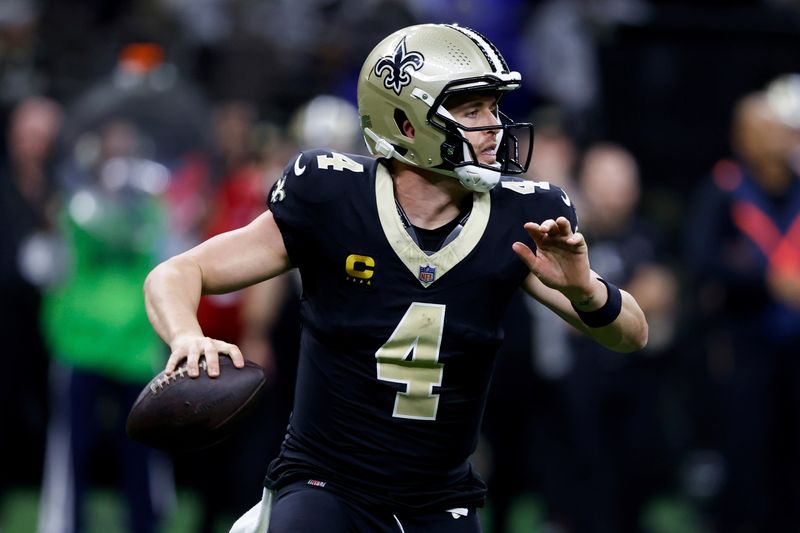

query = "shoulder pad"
[269,149,373,207]
[289,149,370,178]
[497,177,558,196]
[495,177,578,231]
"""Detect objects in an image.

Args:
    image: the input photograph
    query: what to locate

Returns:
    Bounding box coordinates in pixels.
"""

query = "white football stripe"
[447,25,505,73]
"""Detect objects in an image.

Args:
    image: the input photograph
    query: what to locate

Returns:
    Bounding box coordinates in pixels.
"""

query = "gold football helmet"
[358,23,533,192]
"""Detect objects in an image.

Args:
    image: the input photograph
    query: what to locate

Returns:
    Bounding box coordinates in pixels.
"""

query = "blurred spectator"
[578,144,679,354]
[545,143,679,532]
[0,95,62,501]
[528,107,581,191]
[58,41,213,258]
[37,119,173,533]
[686,89,800,532]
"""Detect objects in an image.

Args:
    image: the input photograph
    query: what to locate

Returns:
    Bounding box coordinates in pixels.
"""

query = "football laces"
[148,360,207,394]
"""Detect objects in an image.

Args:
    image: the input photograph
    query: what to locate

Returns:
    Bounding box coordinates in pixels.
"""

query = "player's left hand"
[512,217,594,303]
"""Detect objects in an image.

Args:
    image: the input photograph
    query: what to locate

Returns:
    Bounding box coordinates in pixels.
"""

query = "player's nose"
[481,109,501,131]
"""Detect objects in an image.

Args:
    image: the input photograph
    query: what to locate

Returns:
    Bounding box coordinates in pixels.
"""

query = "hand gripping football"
[126,356,266,451]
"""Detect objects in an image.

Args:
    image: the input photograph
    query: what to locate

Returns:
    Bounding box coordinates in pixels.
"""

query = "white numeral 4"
[376,303,445,420]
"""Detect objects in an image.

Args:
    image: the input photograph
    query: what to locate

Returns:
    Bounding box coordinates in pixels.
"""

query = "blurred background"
[1,0,800,532]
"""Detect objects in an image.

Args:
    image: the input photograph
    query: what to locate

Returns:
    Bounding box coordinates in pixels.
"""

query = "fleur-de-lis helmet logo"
[373,37,425,95]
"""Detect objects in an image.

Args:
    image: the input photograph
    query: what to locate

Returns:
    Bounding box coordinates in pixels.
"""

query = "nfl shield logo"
[419,264,436,284]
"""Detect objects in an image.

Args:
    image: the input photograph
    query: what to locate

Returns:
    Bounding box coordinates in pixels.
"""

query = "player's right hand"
[166,335,245,378]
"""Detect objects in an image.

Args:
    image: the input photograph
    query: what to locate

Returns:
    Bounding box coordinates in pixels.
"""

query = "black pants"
[268,480,481,533]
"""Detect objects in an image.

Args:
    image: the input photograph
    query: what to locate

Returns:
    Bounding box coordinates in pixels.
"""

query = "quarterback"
[144,24,647,532]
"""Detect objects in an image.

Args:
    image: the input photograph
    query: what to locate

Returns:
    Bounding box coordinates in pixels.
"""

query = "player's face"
[445,93,501,166]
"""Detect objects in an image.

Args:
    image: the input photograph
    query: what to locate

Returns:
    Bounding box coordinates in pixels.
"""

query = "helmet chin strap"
[363,127,419,167]
[454,164,500,193]
[363,127,396,158]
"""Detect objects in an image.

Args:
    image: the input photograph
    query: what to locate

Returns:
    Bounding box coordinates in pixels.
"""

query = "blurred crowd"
[1,0,800,532]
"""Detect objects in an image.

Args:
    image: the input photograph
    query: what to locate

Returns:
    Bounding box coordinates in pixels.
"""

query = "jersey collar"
[375,162,491,287]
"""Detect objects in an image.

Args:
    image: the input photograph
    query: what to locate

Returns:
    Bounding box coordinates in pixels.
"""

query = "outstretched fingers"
[526,217,584,249]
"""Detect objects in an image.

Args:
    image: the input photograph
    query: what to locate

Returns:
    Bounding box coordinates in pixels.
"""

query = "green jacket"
[43,187,167,383]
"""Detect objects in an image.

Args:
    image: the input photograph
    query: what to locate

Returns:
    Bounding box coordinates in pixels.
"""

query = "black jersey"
[265,149,577,512]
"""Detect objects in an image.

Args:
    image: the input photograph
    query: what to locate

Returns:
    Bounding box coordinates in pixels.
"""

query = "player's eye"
[464,107,480,118]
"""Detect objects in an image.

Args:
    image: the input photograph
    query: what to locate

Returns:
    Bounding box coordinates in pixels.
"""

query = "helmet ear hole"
[394,109,414,138]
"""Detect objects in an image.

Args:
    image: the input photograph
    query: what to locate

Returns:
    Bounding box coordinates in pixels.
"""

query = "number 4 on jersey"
[317,152,364,172]
[376,303,445,420]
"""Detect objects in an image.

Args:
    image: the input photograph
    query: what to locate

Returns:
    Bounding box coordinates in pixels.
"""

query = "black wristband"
[571,278,622,328]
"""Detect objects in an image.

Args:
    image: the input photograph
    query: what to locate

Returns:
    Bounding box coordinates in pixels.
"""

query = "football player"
[144,23,648,533]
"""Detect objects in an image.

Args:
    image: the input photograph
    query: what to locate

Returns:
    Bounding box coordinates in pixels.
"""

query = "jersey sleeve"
[267,149,368,268]
[538,183,579,232]
[500,178,579,231]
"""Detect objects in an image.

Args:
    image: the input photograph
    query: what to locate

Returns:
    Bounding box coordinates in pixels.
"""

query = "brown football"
[126,356,266,451]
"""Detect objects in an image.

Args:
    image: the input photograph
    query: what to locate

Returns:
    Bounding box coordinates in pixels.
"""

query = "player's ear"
[402,119,415,138]
[394,109,415,139]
